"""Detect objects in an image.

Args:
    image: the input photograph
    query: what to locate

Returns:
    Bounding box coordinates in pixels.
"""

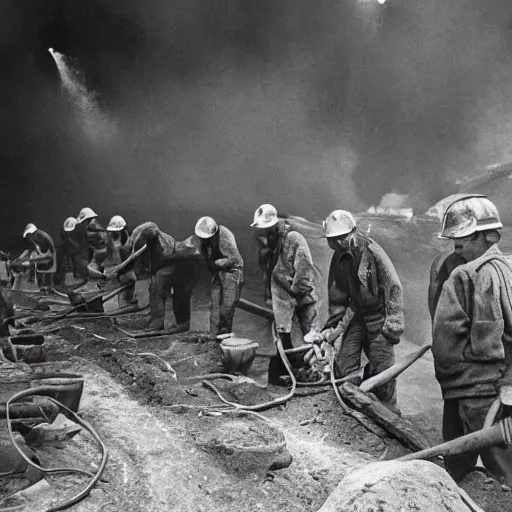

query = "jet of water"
[48,48,117,144]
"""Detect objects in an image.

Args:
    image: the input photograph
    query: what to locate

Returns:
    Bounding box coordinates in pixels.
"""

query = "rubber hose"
[201,322,296,412]
[6,386,108,512]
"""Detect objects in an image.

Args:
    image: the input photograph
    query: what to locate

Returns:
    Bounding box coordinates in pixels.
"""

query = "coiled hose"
[5,386,108,512]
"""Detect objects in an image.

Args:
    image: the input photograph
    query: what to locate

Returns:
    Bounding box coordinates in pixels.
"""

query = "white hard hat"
[63,217,77,232]
[439,194,503,239]
[195,216,219,239]
[323,210,357,238]
[107,215,127,232]
[76,207,98,224]
[22,223,37,238]
[251,204,279,228]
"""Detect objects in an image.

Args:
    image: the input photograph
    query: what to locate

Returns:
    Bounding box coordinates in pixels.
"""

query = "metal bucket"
[220,338,259,375]
[29,373,84,412]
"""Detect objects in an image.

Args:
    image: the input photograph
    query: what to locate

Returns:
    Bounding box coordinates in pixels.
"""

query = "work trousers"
[334,314,397,404]
[443,396,512,485]
[118,270,137,306]
[209,269,243,335]
[269,297,317,385]
[149,263,199,330]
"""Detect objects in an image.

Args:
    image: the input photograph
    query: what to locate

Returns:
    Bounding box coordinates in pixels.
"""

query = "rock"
[196,420,291,478]
[502,484,511,492]
[318,460,471,512]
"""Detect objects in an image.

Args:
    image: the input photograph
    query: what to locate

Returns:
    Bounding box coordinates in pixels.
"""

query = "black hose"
[5,386,108,512]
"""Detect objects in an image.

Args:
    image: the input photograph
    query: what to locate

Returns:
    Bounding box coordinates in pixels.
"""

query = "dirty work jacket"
[428,251,467,321]
[326,233,404,343]
[433,245,512,400]
[269,221,319,333]
[201,225,244,277]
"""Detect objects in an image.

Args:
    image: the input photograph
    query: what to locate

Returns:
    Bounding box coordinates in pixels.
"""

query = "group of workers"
[8,194,512,485]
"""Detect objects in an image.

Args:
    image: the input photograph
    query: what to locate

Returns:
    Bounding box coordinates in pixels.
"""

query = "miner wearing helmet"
[251,204,320,384]
[315,209,404,412]
[55,217,84,285]
[104,215,138,306]
[432,194,512,484]
[194,216,244,340]
[74,207,110,280]
[12,223,57,287]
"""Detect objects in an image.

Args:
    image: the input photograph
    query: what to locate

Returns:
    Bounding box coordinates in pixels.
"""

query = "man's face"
[327,232,353,253]
[256,225,279,249]
[453,232,488,262]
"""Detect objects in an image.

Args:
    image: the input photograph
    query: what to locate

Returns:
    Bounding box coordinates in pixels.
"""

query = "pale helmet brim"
[195,229,216,239]
[106,226,124,232]
[250,218,279,229]
[23,226,37,238]
[63,226,76,232]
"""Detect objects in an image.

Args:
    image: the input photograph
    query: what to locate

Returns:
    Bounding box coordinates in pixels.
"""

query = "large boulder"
[318,460,471,512]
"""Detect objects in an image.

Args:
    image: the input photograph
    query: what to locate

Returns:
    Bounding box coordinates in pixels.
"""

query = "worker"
[74,207,109,280]
[105,215,137,306]
[120,222,201,331]
[13,223,57,286]
[55,216,84,285]
[194,216,244,340]
[428,250,467,321]
[315,210,404,411]
[251,204,320,384]
[432,194,512,484]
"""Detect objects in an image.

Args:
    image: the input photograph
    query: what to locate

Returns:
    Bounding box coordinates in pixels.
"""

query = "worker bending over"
[194,216,244,340]
[121,222,200,332]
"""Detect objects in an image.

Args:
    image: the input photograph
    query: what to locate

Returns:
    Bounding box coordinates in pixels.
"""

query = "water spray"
[48,47,117,144]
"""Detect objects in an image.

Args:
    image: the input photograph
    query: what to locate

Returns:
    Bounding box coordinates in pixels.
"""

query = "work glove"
[303,328,323,344]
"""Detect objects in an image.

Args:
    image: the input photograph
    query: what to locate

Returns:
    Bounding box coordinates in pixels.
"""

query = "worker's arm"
[289,232,316,297]
[214,228,243,270]
[373,242,404,343]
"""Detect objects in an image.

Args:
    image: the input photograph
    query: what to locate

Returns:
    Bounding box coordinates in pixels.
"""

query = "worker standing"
[120,222,200,332]
[106,215,137,306]
[432,194,512,484]
[251,204,319,384]
[55,216,83,285]
[318,210,404,411]
[194,216,244,340]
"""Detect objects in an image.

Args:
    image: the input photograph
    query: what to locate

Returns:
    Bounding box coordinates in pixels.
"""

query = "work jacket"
[428,251,467,321]
[201,225,244,277]
[267,221,319,332]
[326,232,404,343]
[433,245,512,399]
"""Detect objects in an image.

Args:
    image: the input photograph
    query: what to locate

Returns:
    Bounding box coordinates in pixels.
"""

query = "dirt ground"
[1,304,511,512]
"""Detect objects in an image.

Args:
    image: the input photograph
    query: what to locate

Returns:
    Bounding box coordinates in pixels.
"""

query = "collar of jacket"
[336,232,372,288]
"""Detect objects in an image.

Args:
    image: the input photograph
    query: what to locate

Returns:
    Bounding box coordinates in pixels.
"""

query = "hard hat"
[439,194,503,239]
[22,223,37,238]
[250,204,279,228]
[195,216,219,239]
[323,210,357,238]
[63,217,77,232]
[76,207,98,224]
[107,215,127,232]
